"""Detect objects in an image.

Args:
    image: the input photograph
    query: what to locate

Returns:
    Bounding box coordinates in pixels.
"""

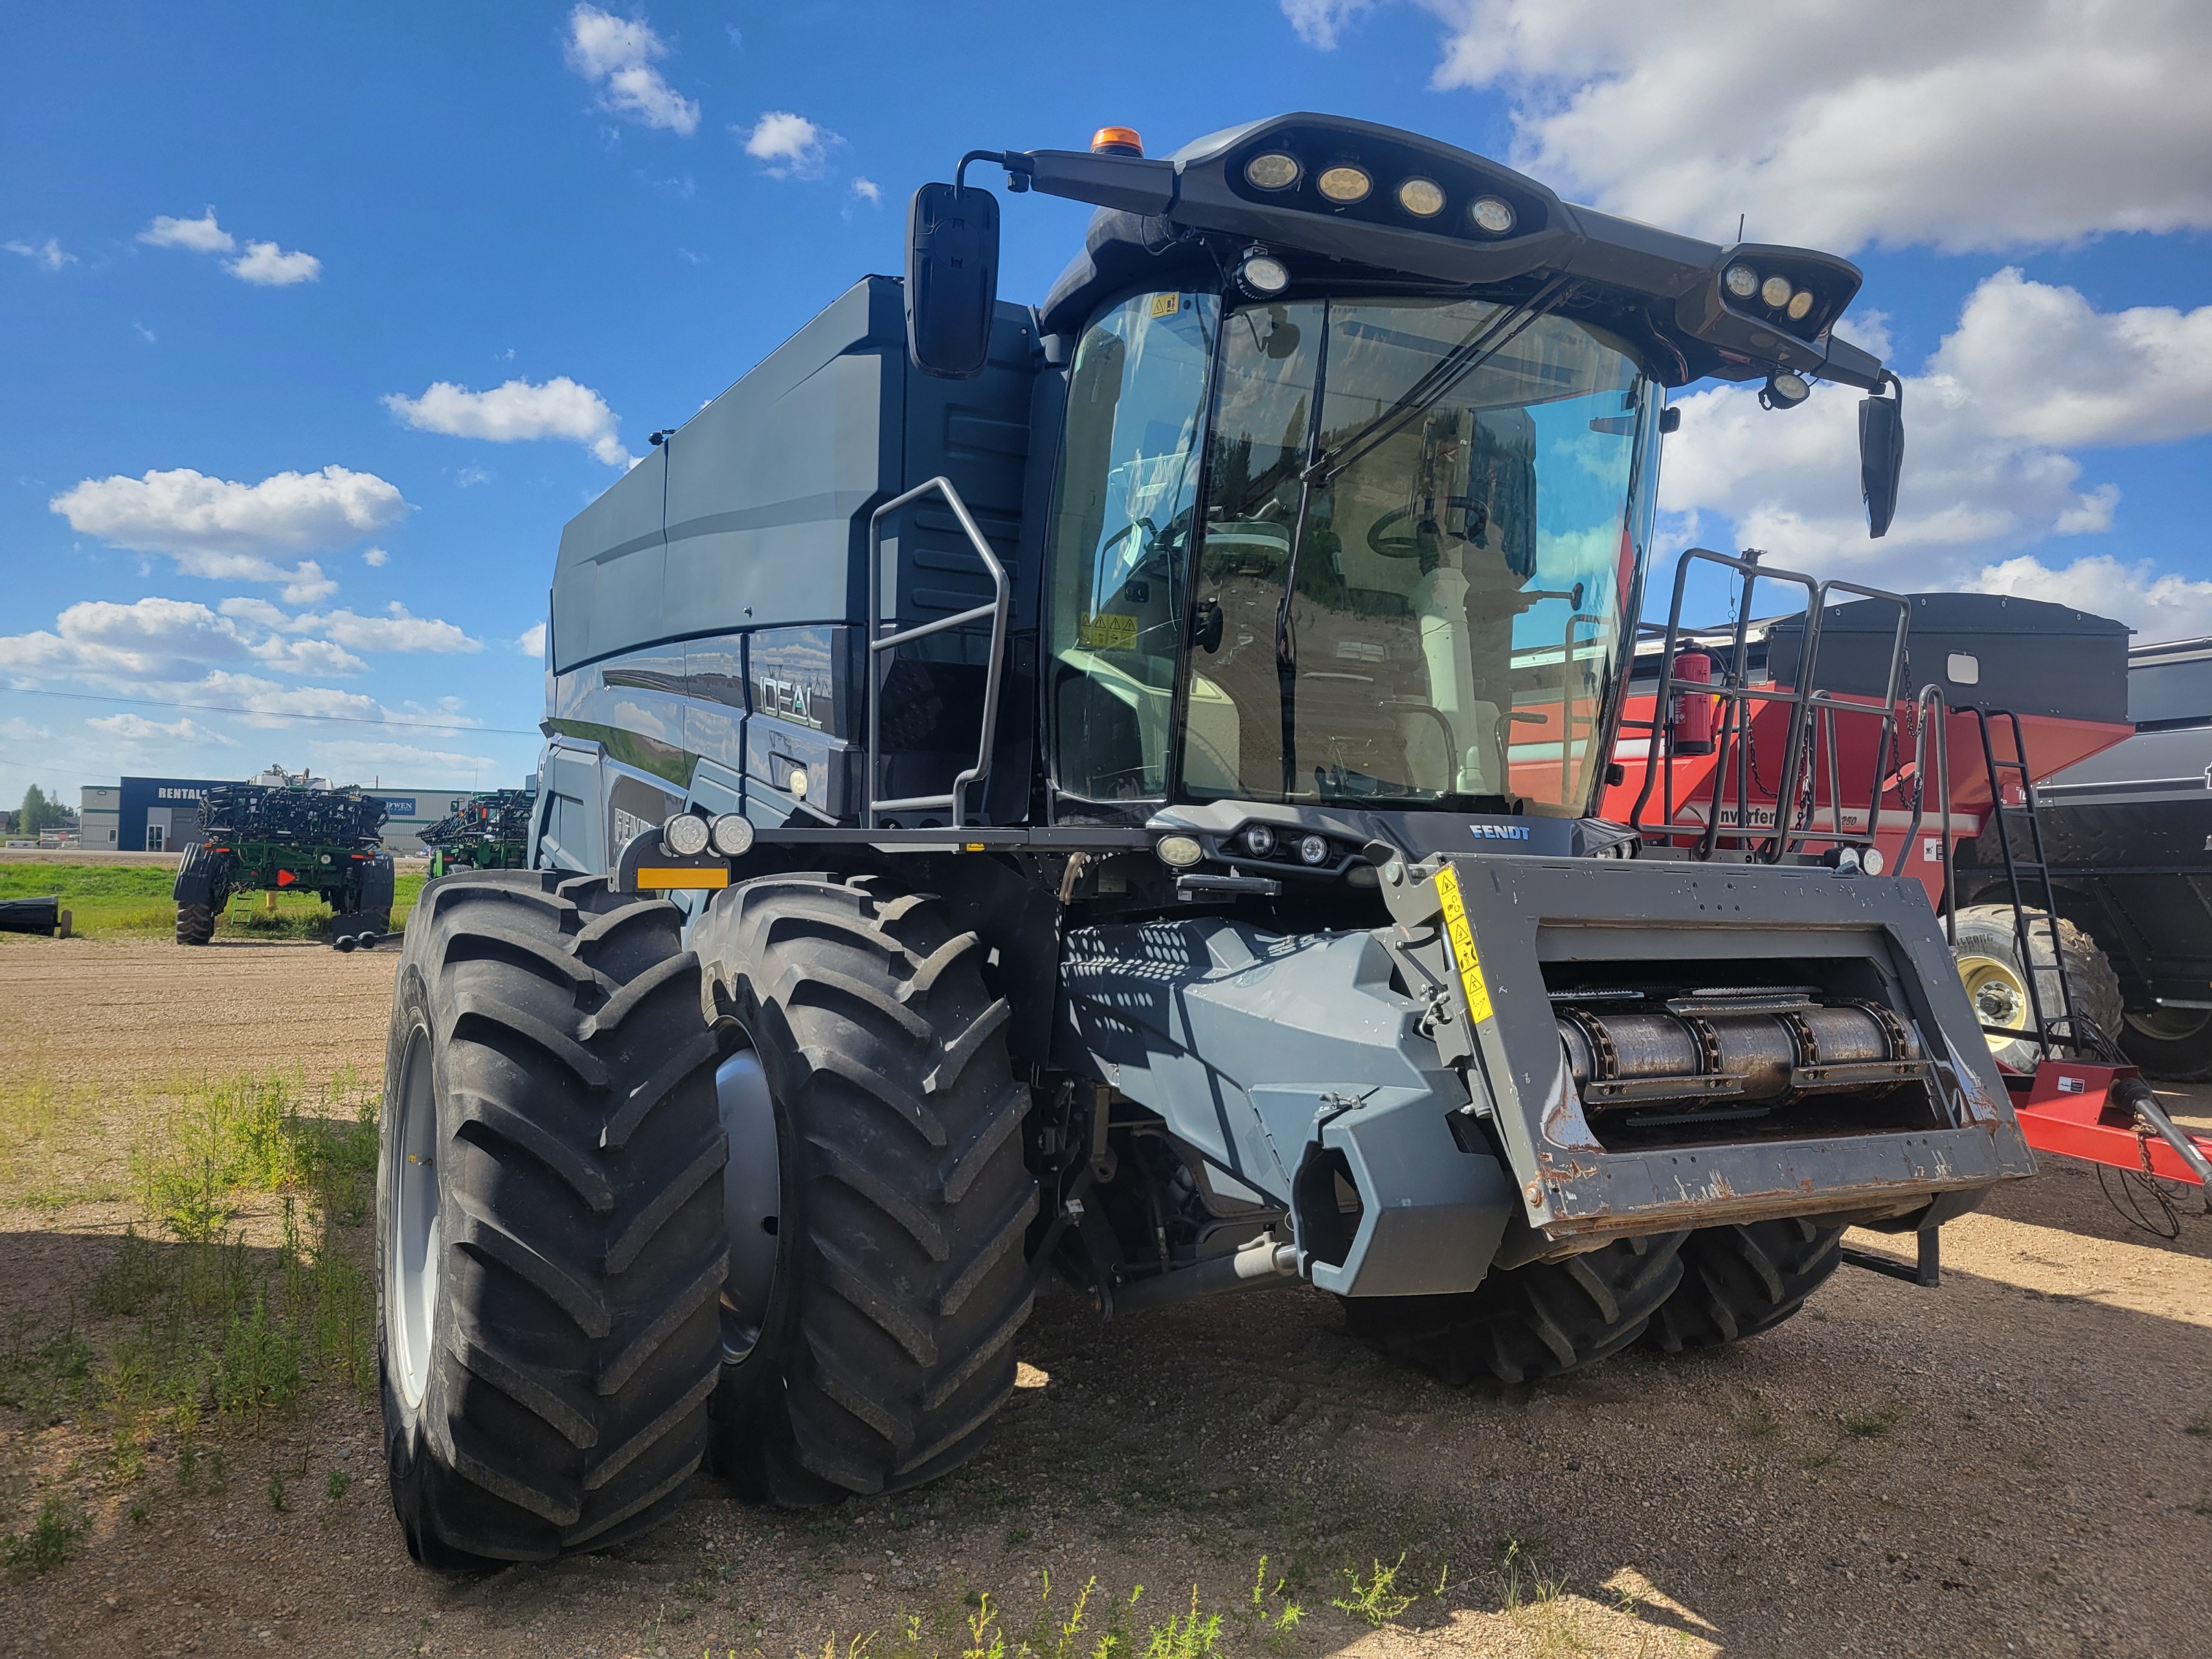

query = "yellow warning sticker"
[1433,863,1495,1026]
[1077,612,1139,651]
[1150,292,1181,317]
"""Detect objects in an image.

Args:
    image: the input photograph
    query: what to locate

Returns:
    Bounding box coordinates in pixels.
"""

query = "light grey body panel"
[1055,917,1513,1296]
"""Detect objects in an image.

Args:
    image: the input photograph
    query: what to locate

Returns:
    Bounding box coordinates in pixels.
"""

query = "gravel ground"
[2,936,2208,1658]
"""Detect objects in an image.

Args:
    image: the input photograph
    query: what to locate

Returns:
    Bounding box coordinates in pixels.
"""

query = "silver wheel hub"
[389,1025,441,1410]
[715,1049,782,1364]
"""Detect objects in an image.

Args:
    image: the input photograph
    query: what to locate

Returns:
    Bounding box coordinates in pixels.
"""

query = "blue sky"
[5,1,2209,812]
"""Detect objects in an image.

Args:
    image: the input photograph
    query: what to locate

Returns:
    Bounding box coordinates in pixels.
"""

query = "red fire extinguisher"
[1669,649,1717,755]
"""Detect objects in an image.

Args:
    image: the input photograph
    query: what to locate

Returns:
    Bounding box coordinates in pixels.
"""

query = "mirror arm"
[1818,333,1886,392]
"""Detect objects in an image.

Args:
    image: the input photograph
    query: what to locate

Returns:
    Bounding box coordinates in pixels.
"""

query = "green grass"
[1,1067,381,1545]
[0,860,422,939]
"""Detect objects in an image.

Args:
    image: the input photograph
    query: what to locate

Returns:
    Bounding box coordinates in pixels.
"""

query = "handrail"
[864,476,1012,830]
[1900,682,1955,944]
[1626,547,1910,863]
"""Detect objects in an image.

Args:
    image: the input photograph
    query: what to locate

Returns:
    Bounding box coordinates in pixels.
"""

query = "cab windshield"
[1043,291,1658,818]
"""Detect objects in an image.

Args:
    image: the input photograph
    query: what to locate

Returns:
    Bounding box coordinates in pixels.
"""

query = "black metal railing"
[863,476,1011,831]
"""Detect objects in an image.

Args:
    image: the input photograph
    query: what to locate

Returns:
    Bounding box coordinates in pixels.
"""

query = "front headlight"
[1469,195,1516,235]
[1244,151,1301,191]
[1396,178,1445,218]
[1317,165,1372,204]
[661,812,710,857]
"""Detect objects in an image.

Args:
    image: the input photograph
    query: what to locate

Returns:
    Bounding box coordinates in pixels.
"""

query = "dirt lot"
[3,935,2208,1658]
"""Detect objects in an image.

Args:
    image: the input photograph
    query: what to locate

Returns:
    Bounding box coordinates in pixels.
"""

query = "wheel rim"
[2123,1006,2212,1043]
[1957,954,2030,1051]
[715,1049,783,1365]
[389,1023,441,1410]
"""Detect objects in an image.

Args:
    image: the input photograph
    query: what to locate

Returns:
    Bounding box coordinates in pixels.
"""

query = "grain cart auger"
[377,113,2028,1567]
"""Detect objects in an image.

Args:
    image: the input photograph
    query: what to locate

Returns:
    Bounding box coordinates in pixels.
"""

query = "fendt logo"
[1470,824,1532,841]
[756,674,826,730]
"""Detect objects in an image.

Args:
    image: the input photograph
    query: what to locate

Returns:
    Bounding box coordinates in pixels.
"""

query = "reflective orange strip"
[636,868,730,889]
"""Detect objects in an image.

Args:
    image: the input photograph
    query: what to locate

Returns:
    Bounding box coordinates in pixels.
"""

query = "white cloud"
[1281,0,1376,48]
[281,563,339,603]
[1299,1,2212,253]
[5,237,74,271]
[1655,271,2212,636]
[138,208,320,285]
[138,208,235,254]
[197,671,383,724]
[0,718,52,742]
[849,177,881,205]
[1926,268,2212,449]
[312,737,494,778]
[451,465,490,489]
[362,546,389,567]
[516,621,548,658]
[226,240,321,286]
[741,111,838,180]
[565,4,700,135]
[1968,554,2212,647]
[0,596,361,686]
[219,598,481,655]
[383,376,631,467]
[51,467,408,575]
[87,712,236,746]
[133,321,157,343]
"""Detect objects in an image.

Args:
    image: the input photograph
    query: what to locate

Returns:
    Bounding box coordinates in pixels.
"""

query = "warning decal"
[1432,863,1495,1026]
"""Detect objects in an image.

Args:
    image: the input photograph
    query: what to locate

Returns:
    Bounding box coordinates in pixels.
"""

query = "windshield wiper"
[1300,274,1577,492]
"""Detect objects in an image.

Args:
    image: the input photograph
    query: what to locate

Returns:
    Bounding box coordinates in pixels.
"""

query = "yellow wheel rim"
[1957,953,2030,1051]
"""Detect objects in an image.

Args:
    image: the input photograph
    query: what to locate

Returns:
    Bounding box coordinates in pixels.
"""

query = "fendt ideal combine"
[378,113,2034,1566]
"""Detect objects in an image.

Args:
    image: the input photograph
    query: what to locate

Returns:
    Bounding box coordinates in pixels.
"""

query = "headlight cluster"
[1724,261,1817,324]
[661,811,755,859]
[1236,823,1338,867]
[1243,151,1517,237]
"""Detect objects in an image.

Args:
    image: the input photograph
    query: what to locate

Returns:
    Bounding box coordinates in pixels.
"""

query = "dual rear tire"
[375,868,1034,1566]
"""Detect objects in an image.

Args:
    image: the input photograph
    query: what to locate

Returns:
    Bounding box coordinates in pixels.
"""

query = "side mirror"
[906,181,998,380]
[1859,375,1904,538]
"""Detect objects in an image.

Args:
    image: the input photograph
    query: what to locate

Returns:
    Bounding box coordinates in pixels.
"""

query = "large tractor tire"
[691,873,1037,1506]
[173,842,215,946]
[2118,1006,2212,1083]
[377,870,728,1566]
[1950,903,2123,1070]
[1642,1217,1843,1353]
[1341,1232,1686,1387]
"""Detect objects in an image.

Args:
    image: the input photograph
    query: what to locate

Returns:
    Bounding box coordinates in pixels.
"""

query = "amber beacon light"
[1090,125,1144,157]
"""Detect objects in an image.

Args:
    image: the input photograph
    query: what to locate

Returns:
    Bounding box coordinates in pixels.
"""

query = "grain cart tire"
[1641,1217,1843,1353]
[692,873,1037,1508]
[1950,905,2123,1071]
[1341,1232,1687,1387]
[173,843,215,946]
[2118,1005,2212,1083]
[377,870,727,1567]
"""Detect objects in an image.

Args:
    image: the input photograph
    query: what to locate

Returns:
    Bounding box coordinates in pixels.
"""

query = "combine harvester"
[374,110,2182,1565]
[1614,579,2212,1256]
